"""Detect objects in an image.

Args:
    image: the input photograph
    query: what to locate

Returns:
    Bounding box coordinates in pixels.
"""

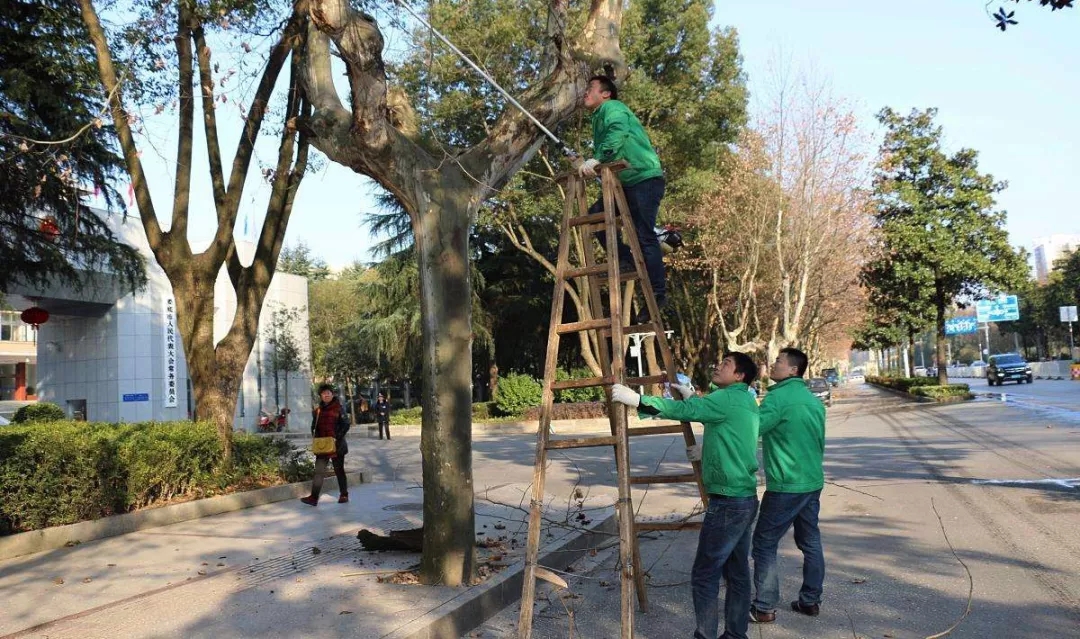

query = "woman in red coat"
[300,384,350,505]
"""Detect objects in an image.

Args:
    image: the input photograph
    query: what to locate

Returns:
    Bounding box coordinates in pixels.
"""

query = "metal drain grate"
[382,502,424,512]
[239,534,362,588]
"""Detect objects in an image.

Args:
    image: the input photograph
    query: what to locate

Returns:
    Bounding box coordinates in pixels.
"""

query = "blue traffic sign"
[945,317,979,335]
[975,296,1020,323]
[122,393,150,402]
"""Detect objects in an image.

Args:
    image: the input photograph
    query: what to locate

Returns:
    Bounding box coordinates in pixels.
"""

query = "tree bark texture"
[298,0,626,586]
[79,1,310,460]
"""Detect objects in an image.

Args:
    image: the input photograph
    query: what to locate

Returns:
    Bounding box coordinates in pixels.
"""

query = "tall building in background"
[1033,234,1080,284]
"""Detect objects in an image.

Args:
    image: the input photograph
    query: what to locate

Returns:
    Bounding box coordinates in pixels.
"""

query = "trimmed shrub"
[554,368,605,403]
[866,376,938,393]
[0,421,309,535]
[11,402,66,424]
[389,405,423,425]
[472,401,495,420]
[910,384,972,400]
[494,373,543,416]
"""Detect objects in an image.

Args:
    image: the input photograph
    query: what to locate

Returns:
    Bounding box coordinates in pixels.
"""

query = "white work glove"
[671,384,694,400]
[578,158,600,178]
[610,383,640,408]
[686,444,702,462]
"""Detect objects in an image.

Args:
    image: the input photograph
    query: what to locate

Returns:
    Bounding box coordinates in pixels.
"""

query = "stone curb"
[385,514,618,639]
[0,472,364,561]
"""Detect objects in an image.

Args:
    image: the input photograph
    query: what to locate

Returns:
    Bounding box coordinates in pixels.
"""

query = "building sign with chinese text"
[163,297,178,407]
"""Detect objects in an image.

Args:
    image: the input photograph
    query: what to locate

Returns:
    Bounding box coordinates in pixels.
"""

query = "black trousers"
[310,455,347,497]
[378,420,391,440]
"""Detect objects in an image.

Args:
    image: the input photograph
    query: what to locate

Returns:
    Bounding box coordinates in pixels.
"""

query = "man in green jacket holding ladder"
[748,347,827,624]
[574,75,667,320]
[610,352,760,639]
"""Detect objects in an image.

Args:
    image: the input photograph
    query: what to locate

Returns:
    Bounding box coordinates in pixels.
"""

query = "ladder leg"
[517,175,581,639]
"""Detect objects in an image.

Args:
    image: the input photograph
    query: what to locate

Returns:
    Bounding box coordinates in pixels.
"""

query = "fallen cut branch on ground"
[925,497,974,638]
[357,527,424,552]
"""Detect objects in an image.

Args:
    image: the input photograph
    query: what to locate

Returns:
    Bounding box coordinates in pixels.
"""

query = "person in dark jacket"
[300,383,350,506]
[374,392,391,440]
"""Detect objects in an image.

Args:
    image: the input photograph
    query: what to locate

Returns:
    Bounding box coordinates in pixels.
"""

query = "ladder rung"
[625,374,669,386]
[628,424,688,436]
[630,473,698,485]
[565,264,608,279]
[601,322,658,337]
[567,212,607,227]
[551,375,613,390]
[546,435,619,450]
[636,521,703,532]
[556,318,613,334]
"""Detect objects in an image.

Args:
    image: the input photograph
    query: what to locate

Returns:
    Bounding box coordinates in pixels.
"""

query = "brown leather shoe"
[338,494,349,504]
[791,601,820,617]
[300,496,318,507]
[749,608,776,623]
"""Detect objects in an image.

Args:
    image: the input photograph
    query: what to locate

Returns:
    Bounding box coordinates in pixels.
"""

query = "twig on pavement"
[925,497,974,639]
[825,480,884,501]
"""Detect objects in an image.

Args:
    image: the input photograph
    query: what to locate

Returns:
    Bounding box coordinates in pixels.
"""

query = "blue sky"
[129,0,1077,269]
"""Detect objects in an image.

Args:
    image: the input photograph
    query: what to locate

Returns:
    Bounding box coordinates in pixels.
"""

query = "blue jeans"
[590,176,666,303]
[692,494,758,639]
[751,490,825,613]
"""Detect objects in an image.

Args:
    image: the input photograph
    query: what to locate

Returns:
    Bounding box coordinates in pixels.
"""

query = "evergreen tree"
[871,108,1027,383]
[0,0,144,292]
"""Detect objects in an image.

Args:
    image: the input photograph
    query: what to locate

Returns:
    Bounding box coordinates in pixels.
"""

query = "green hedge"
[0,421,309,535]
[494,373,543,416]
[388,402,496,425]
[12,402,66,423]
[865,376,938,393]
[909,384,972,400]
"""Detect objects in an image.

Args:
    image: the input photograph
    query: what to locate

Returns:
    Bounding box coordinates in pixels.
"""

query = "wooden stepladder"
[517,163,707,639]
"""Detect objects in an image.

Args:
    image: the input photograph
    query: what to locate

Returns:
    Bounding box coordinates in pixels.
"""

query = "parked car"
[848,372,865,384]
[821,368,840,387]
[808,377,832,407]
[987,353,1033,386]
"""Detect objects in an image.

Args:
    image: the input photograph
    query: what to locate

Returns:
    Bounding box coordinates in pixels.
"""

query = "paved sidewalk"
[0,480,609,639]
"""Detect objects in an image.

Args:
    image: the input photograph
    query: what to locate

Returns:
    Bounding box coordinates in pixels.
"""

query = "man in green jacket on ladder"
[748,347,827,624]
[610,352,760,639]
[574,75,667,321]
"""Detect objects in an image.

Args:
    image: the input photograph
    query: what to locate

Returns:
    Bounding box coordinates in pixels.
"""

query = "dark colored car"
[987,353,1033,386]
[821,368,840,387]
[808,378,832,407]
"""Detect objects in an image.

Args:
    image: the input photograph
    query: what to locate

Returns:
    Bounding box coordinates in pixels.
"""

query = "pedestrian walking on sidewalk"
[748,347,827,624]
[374,392,391,440]
[610,352,761,639]
[301,384,350,506]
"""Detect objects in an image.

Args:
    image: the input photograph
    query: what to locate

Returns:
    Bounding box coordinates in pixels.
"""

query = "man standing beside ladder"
[748,347,827,625]
[610,352,761,639]
[574,75,667,319]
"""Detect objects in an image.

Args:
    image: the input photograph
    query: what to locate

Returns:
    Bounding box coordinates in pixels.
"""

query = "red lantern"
[38,217,60,242]
[20,307,49,329]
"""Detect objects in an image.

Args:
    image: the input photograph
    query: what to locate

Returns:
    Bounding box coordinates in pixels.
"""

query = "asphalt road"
[470,383,1080,638]
[963,378,1080,414]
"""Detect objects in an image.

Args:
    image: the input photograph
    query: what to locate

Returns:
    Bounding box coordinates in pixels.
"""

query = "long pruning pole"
[393,0,578,157]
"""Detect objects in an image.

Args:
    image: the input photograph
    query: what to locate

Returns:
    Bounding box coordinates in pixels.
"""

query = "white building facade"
[1033,234,1080,284]
[6,214,312,431]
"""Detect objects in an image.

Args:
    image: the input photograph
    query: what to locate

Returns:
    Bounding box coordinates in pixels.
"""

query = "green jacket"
[758,377,826,493]
[591,100,663,186]
[638,383,759,497]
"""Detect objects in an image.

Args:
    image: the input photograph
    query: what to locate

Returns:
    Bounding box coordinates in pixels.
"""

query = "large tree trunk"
[935,283,949,385]
[414,179,477,585]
